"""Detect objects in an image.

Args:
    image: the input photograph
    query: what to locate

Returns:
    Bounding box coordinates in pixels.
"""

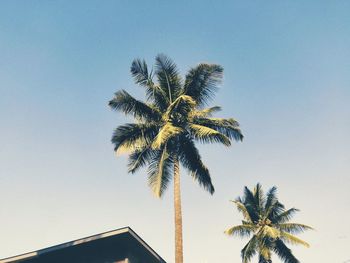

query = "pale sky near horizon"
[0,1,349,262]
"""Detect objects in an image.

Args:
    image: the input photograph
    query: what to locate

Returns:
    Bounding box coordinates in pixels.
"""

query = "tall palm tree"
[109,54,243,263]
[225,184,312,263]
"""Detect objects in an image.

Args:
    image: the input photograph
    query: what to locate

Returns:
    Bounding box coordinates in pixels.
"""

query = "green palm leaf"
[261,225,280,239]
[152,123,184,149]
[279,231,310,247]
[127,147,153,174]
[225,224,257,237]
[131,59,170,109]
[155,54,182,102]
[131,58,151,86]
[258,254,272,263]
[184,63,223,106]
[190,124,231,146]
[109,90,161,121]
[258,238,273,263]
[273,239,300,263]
[264,186,279,218]
[231,200,253,222]
[147,145,173,197]
[268,201,286,222]
[192,117,243,141]
[192,106,222,117]
[241,235,258,263]
[243,187,260,223]
[163,95,196,123]
[178,136,214,194]
[111,123,157,155]
[273,208,299,223]
[276,223,313,234]
[253,183,265,215]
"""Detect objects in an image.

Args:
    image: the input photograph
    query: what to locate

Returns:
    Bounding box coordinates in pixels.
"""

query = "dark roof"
[0,227,166,263]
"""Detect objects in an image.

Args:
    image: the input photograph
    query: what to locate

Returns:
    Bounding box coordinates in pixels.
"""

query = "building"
[0,227,166,263]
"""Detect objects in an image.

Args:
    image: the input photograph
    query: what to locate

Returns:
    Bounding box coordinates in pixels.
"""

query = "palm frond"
[192,117,243,141]
[259,239,273,263]
[111,123,157,155]
[231,200,253,222]
[190,124,231,146]
[272,208,299,224]
[258,254,272,263]
[279,231,310,247]
[273,239,300,263]
[276,223,313,234]
[127,147,153,174]
[225,224,257,237]
[241,235,258,263]
[264,186,278,218]
[192,106,222,117]
[131,58,151,86]
[149,85,170,111]
[130,58,170,109]
[261,226,280,239]
[243,186,260,223]
[253,183,265,215]
[268,201,286,222]
[259,235,275,256]
[109,90,161,121]
[178,136,214,194]
[183,63,223,106]
[152,123,184,149]
[155,54,182,102]
[147,145,173,197]
[258,235,275,263]
[265,187,277,208]
[163,95,196,123]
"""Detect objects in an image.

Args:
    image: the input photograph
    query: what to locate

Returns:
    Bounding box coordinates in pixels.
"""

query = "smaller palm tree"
[225,183,312,263]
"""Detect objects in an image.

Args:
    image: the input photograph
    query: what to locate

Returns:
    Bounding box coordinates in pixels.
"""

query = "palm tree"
[225,183,312,263]
[109,54,243,263]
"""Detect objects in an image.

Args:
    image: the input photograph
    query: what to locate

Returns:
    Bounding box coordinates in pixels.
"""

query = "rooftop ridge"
[0,226,166,263]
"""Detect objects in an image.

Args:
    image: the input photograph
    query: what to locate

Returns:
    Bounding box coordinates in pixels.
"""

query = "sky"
[0,1,349,262]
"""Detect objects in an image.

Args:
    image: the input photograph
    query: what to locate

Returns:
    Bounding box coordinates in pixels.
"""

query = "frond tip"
[109,90,160,121]
[131,58,151,86]
[179,136,215,194]
[190,124,231,146]
[184,63,223,106]
[225,224,256,237]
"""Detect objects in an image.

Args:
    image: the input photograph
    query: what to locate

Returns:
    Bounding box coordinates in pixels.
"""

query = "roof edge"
[0,227,166,263]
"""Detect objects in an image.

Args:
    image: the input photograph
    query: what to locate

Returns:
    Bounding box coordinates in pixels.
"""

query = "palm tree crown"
[109,54,243,263]
[109,54,243,196]
[225,184,312,263]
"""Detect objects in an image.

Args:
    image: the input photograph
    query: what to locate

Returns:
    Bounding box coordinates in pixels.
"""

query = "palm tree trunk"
[174,157,183,263]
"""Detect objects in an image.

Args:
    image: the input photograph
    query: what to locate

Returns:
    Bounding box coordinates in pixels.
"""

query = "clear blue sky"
[0,1,349,262]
